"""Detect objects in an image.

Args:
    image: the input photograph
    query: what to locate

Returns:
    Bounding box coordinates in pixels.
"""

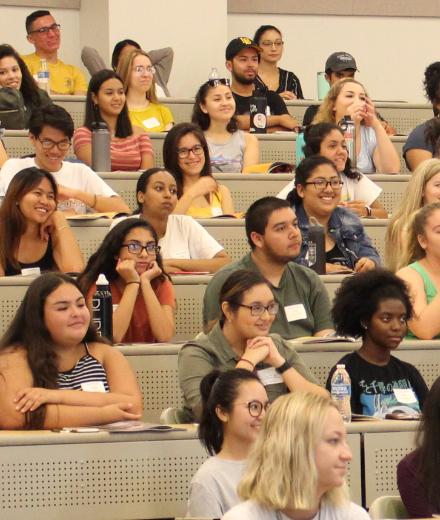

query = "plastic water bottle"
[339,116,356,168]
[307,217,325,274]
[37,59,50,93]
[91,121,111,172]
[250,87,267,134]
[92,273,113,343]
[331,364,352,423]
[209,67,219,81]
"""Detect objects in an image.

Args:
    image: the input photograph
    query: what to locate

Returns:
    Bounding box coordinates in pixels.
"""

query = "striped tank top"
[57,342,109,392]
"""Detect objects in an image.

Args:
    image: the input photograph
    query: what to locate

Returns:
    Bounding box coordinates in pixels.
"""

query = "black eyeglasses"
[29,23,61,35]
[237,302,279,316]
[122,242,161,255]
[177,144,204,159]
[37,137,70,151]
[207,78,230,88]
[236,400,270,418]
[304,178,344,191]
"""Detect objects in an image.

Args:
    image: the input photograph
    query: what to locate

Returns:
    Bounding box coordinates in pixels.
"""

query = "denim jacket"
[294,204,381,269]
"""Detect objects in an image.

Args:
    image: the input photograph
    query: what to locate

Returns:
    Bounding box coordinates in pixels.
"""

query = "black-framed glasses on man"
[304,178,344,191]
[236,400,270,418]
[237,302,280,316]
[37,137,70,151]
[122,242,161,255]
[176,144,204,159]
[29,23,61,35]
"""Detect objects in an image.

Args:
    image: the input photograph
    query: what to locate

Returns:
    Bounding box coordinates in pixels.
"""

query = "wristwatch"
[365,205,372,217]
[275,359,292,374]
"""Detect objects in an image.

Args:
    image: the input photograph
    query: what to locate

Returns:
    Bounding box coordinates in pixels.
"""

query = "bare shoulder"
[244,132,258,145]
[218,183,232,196]
[87,342,125,364]
[396,265,422,284]
[0,345,28,371]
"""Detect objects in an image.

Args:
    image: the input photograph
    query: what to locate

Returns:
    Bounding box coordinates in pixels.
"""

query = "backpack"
[0,87,27,129]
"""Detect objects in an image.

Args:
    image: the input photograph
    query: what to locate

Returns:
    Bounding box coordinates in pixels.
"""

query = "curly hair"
[423,62,440,112]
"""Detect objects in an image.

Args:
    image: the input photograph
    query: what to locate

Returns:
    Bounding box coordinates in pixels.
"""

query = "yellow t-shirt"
[128,102,174,133]
[22,53,88,95]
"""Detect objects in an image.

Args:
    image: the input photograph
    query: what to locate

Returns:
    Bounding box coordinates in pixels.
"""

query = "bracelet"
[275,359,292,375]
[238,357,255,370]
[56,225,68,231]
[365,205,372,218]
[126,281,140,285]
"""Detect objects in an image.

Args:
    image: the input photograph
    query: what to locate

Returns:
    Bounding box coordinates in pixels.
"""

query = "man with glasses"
[203,196,334,339]
[0,104,130,215]
[22,10,87,95]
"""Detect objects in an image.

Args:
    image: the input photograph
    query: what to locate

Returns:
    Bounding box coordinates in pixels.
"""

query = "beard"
[232,70,256,86]
[263,241,299,265]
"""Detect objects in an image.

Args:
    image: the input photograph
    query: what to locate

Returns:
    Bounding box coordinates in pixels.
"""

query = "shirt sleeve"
[155,278,176,308]
[160,104,174,125]
[137,133,154,156]
[403,123,432,155]
[72,65,88,93]
[407,364,429,409]
[186,219,224,259]
[187,481,224,518]
[397,453,433,518]
[267,91,288,115]
[80,165,118,197]
[0,159,17,196]
[73,127,92,153]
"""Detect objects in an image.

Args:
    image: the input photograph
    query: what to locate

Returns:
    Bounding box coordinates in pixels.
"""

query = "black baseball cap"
[225,37,261,60]
[325,52,358,73]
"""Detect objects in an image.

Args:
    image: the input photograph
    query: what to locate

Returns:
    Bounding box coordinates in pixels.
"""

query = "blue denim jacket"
[294,204,381,269]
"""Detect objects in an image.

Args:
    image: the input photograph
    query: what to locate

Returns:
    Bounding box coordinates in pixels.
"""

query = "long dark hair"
[111,39,140,70]
[199,369,262,455]
[0,167,58,273]
[253,25,282,46]
[0,44,42,107]
[0,273,101,429]
[163,122,212,198]
[78,218,169,295]
[191,81,238,133]
[84,69,133,138]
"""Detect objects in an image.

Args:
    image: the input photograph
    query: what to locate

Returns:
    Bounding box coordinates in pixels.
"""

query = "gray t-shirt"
[403,120,433,168]
[187,456,246,517]
[357,126,377,174]
[207,130,246,173]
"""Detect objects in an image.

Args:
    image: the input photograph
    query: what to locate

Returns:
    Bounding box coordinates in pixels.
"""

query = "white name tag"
[142,117,160,129]
[257,367,283,386]
[21,267,41,276]
[284,304,307,322]
[81,381,106,393]
[211,206,223,217]
[393,387,417,404]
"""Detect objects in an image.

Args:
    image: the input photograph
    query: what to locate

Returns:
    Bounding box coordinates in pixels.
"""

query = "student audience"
[203,197,334,337]
[163,122,235,217]
[192,79,259,173]
[22,10,87,95]
[223,392,370,520]
[0,104,130,215]
[327,269,428,417]
[112,168,230,273]
[0,272,142,430]
[313,78,400,173]
[0,168,83,276]
[73,69,154,171]
[79,218,175,343]
[286,156,380,273]
[187,369,268,517]
[0,44,51,129]
[398,375,440,518]
[179,269,327,421]
[253,24,304,100]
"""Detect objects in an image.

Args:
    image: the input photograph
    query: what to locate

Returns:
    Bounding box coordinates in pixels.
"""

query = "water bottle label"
[253,113,266,129]
[92,317,102,335]
[307,241,317,265]
[331,383,351,397]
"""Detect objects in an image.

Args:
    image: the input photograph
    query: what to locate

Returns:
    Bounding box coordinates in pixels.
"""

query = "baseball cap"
[225,37,261,60]
[325,52,358,73]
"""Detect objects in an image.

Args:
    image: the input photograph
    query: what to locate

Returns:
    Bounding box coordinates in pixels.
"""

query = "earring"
[361,323,368,330]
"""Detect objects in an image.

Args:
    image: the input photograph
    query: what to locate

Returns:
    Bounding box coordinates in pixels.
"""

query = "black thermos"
[307,217,325,274]
[92,273,113,343]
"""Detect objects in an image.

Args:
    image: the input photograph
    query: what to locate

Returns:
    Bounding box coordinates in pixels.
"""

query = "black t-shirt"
[233,90,288,116]
[326,351,428,417]
[254,69,304,99]
[302,104,320,126]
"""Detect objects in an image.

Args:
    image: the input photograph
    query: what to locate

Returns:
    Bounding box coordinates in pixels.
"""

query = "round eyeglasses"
[122,242,161,255]
[236,400,270,418]
[133,65,156,75]
[237,302,279,316]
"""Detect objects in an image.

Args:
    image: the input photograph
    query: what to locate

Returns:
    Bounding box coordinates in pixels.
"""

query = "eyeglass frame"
[237,302,280,316]
[303,178,344,191]
[133,65,156,75]
[207,78,231,88]
[28,23,61,35]
[235,400,270,418]
[260,39,284,48]
[122,242,161,255]
[176,144,205,159]
[37,137,71,151]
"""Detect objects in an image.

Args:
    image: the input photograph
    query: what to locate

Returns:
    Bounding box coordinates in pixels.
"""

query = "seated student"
[327,269,428,418]
[0,44,51,129]
[398,376,440,518]
[73,69,154,171]
[278,123,387,218]
[223,392,369,520]
[179,269,327,421]
[0,104,130,215]
[78,219,175,343]
[286,156,380,274]
[313,78,400,174]
[192,78,259,173]
[203,196,334,338]
[117,49,174,133]
[386,158,440,272]
[163,123,234,217]
[253,25,304,100]
[187,369,268,517]
[0,168,83,276]
[22,10,87,95]
[397,203,440,339]
[0,272,142,430]
[111,168,230,273]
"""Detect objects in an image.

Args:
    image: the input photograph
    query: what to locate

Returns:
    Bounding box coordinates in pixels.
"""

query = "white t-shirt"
[0,158,118,214]
[222,500,370,520]
[110,214,224,259]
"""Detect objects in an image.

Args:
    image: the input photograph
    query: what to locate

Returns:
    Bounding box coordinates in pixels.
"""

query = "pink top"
[73,126,153,171]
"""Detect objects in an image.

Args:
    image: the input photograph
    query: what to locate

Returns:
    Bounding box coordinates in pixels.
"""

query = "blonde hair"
[386,158,440,271]
[238,392,349,510]
[313,78,366,125]
[116,49,158,103]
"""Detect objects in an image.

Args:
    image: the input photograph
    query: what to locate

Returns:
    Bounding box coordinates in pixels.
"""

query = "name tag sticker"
[393,388,417,404]
[284,304,307,322]
[257,367,283,386]
[142,117,160,129]
[81,381,106,393]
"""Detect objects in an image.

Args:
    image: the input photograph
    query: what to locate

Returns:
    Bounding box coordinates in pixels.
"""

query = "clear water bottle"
[92,273,113,343]
[209,67,219,81]
[91,121,111,172]
[250,87,267,134]
[37,59,50,93]
[331,364,352,423]
[339,116,356,168]
[307,217,325,274]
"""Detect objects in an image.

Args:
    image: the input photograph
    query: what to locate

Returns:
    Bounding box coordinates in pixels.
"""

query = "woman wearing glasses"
[253,25,304,101]
[163,122,235,217]
[187,369,269,517]
[73,69,154,171]
[178,269,327,422]
[117,49,174,133]
[78,218,175,343]
[192,78,259,173]
[286,156,380,273]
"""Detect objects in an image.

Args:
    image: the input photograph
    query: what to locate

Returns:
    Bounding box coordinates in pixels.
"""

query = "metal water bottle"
[339,115,356,168]
[91,121,111,172]
[249,87,267,134]
[307,216,325,274]
[92,273,113,343]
